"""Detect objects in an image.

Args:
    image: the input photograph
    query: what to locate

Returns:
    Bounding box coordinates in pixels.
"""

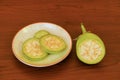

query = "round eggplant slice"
[40,35,66,54]
[22,38,48,60]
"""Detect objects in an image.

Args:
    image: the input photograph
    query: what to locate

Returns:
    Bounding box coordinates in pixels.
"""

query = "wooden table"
[0,0,120,80]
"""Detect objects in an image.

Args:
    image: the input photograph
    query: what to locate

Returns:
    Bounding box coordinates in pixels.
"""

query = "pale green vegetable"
[22,38,48,60]
[34,30,49,39]
[40,34,66,54]
[76,24,105,64]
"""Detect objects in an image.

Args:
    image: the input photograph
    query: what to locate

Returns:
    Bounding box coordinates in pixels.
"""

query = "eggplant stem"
[73,23,87,41]
[81,23,87,33]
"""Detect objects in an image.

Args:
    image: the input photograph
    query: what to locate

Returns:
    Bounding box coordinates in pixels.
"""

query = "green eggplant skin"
[76,24,106,64]
[22,38,48,60]
[40,34,66,54]
[34,30,49,39]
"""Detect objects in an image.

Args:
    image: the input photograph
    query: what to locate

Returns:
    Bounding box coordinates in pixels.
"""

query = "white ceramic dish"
[12,22,72,67]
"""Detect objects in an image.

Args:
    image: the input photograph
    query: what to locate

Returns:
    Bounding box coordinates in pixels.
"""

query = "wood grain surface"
[0,0,120,80]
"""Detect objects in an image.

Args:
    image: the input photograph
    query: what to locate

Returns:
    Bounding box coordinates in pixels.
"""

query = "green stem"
[81,23,87,34]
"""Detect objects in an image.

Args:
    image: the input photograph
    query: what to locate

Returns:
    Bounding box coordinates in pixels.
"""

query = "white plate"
[12,22,72,67]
